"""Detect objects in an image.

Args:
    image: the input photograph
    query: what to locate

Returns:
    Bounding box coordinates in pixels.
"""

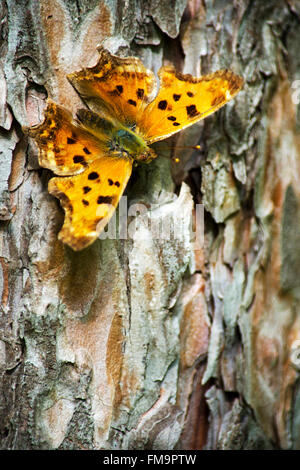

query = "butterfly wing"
[49,155,132,251]
[26,100,111,175]
[68,46,157,127]
[137,67,244,144]
[26,99,132,251]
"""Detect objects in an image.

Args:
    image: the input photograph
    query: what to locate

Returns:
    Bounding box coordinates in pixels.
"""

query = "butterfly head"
[134,146,156,164]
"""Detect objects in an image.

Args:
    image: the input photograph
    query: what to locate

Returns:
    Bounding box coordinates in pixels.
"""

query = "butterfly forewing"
[67,47,157,127]
[138,67,244,144]
[27,101,109,176]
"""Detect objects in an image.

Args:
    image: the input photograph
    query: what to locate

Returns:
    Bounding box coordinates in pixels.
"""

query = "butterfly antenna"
[162,144,201,151]
[169,145,201,163]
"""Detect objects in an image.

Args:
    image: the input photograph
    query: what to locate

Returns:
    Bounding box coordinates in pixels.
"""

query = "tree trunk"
[1,0,300,450]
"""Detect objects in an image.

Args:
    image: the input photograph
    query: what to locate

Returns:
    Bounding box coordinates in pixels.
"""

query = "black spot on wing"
[167,116,176,121]
[128,99,137,107]
[137,88,144,99]
[88,171,100,180]
[97,195,114,204]
[186,104,199,118]
[158,100,167,110]
[73,155,85,163]
[67,137,76,144]
[83,186,91,194]
[116,85,123,94]
[173,94,181,102]
[108,178,120,187]
[83,147,91,155]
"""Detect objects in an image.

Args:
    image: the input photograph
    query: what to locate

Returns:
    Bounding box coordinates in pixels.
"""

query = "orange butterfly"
[26,47,243,251]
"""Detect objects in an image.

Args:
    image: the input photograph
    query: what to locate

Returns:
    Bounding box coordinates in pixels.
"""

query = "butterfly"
[26,46,243,251]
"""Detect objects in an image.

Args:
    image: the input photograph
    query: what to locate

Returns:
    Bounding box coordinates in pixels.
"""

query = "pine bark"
[1,0,300,450]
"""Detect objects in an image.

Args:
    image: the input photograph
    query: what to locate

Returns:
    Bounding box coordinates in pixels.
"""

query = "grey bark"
[1,0,300,450]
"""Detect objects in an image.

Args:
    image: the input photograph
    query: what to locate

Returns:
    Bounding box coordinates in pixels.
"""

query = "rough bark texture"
[1,0,300,450]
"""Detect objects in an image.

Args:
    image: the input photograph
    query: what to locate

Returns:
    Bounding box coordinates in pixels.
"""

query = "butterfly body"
[26,47,243,251]
[109,127,156,163]
[76,107,156,163]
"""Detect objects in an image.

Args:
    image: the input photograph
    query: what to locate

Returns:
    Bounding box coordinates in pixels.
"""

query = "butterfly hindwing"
[138,67,244,144]
[67,46,157,127]
[48,156,132,251]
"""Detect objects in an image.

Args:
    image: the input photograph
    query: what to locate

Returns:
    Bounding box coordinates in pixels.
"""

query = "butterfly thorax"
[110,128,156,163]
